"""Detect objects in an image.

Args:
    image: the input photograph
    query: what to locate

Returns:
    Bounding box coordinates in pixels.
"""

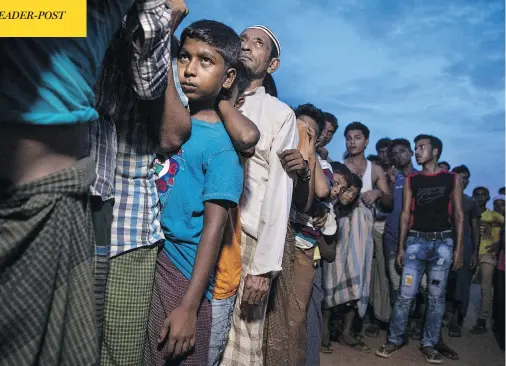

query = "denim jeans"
[208,295,236,366]
[388,234,453,348]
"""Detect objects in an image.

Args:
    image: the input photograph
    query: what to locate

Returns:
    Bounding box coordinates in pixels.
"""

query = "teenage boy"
[222,25,298,366]
[471,187,504,334]
[0,2,136,364]
[316,112,339,161]
[446,165,480,337]
[376,134,464,364]
[144,20,245,365]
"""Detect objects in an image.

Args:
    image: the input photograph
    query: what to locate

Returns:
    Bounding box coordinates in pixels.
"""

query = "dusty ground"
[320,284,505,366]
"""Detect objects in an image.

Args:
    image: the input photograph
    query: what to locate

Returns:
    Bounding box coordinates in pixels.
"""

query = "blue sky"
[179,0,505,196]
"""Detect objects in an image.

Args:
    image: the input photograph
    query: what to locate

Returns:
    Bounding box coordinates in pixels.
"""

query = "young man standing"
[221,25,298,366]
[376,134,464,364]
[447,165,481,337]
[316,112,338,161]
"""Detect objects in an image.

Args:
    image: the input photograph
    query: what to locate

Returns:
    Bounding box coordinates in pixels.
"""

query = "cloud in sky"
[179,0,505,194]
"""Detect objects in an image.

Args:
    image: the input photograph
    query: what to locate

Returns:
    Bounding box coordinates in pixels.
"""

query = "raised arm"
[452,176,465,269]
[397,175,412,266]
[218,99,260,155]
[314,159,331,199]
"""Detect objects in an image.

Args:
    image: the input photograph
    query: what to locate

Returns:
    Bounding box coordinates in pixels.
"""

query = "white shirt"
[239,87,298,275]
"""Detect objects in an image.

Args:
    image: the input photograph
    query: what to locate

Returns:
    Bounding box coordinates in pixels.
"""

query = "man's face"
[178,38,232,101]
[330,173,348,201]
[319,121,336,147]
[391,144,412,168]
[414,138,435,165]
[377,147,390,165]
[473,189,490,207]
[458,172,470,190]
[494,199,505,216]
[339,186,359,206]
[386,166,398,184]
[239,29,273,79]
[297,115,320,143]
[345,130,368,156]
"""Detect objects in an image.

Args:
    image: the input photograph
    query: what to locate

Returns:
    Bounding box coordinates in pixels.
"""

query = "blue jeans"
[208,295,236,366]
[388,235,453,348]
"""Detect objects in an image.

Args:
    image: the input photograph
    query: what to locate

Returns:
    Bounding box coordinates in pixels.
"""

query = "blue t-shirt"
[384,168,419,257]
[0,1,133,124]
[155,119,243,300]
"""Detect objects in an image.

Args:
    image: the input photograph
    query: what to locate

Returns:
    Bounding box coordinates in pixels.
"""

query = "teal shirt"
[0,0,134,124]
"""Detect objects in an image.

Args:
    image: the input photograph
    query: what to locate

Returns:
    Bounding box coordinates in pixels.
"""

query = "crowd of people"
[0,1,504,366]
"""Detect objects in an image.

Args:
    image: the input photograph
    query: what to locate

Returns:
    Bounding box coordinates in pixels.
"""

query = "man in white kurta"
[221,25,298,366]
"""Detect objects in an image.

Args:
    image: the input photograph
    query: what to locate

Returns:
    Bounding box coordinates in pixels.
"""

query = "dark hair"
[233,61,251,96]
[344,121,370,139]
[499,187,505,195]
[375,138,391,152]
[367,154,380,163]
[338,173,363,217]
[323,112,338,130]
[388,138,412,155]
[452,165,470,177]
[181,20,240,68]
[473,186,490,196]
[438,161,451,169]
[294,104,326,133]
[263,73,278,97]
[350,173,363,190]
[414,134,443,160]
[330,162,352,185]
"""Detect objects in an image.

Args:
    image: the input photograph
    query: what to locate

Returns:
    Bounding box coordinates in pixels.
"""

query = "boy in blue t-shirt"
[145,20,244,366]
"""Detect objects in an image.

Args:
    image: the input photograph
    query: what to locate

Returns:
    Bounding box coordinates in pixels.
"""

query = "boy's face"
[345,130,368,155]
[386,166,398,184]
[178,37,235,101]
[473,189,490,207]
[318,121,336,147]
[330,173,348,201]
[457,171,470,189]
[391,144,412,168]
[414,139,435,165]
[494,199,505,216]
[340,186,359,206]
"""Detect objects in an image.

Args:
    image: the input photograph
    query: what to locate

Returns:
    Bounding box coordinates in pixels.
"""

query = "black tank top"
[408,171,456,232]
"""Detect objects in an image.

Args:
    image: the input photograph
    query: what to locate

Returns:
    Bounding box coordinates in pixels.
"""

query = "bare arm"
[293,156,316,213]
[314,160,331,199]
[452,176,465,269]
[374,164,393,209]
[397,176,412,265]
[218,100,260,154]
[318,233,337,263]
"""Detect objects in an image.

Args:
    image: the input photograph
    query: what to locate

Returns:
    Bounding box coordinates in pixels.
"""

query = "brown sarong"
[0,157,98,365]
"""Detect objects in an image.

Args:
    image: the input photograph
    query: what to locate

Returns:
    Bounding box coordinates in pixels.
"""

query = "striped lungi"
[220,231,270,366]
[145,251,212,365]
[101,244,160,365]
[0,157,98,365]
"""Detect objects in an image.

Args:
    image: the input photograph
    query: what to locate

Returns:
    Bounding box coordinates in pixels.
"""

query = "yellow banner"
[0,0,86,37]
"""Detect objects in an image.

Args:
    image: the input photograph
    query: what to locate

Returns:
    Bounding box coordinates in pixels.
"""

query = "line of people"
[0,1,504,366]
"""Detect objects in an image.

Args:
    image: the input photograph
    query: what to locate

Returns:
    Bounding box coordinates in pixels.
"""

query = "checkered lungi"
[100,244,160,365]
[220,231,270,366]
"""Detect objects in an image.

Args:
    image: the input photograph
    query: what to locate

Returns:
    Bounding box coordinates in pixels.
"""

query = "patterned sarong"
[221,232,270,366]
[0,157,98,365]
[322,201,374,317]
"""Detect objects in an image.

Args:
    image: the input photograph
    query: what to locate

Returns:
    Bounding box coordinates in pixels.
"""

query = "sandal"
[320,343,333,354]
[448,323,462,338]
[365,324,380,338]
[339,336,371,353]
[375,343,400,358]
[421,347,443,364]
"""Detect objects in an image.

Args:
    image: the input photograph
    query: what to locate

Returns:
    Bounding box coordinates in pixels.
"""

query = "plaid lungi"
[263,225,315,366]
[220,231,270,366]
[100,244,160,365]
[0,157,98,366]
[145,251,212,365]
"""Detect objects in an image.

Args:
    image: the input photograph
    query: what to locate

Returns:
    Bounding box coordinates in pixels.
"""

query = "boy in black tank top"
[376,134,464,364]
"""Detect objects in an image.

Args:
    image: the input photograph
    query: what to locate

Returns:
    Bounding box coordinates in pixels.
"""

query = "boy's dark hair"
[375,138,391,152]
[344,121,370,139]
[473,186,490,196]
[263,73,278,97]
[367,154,379,163]
[330,162,352,185]
[439,161,451,169]
[452,165,471,177]
[414,134,444,160]
[323,112,338,130]
[233,61,251,96]
[294,104,326,133]
[350,173,363,190]
[388,138,412,155]
[499,187,505,195]
[181,20,240,68]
